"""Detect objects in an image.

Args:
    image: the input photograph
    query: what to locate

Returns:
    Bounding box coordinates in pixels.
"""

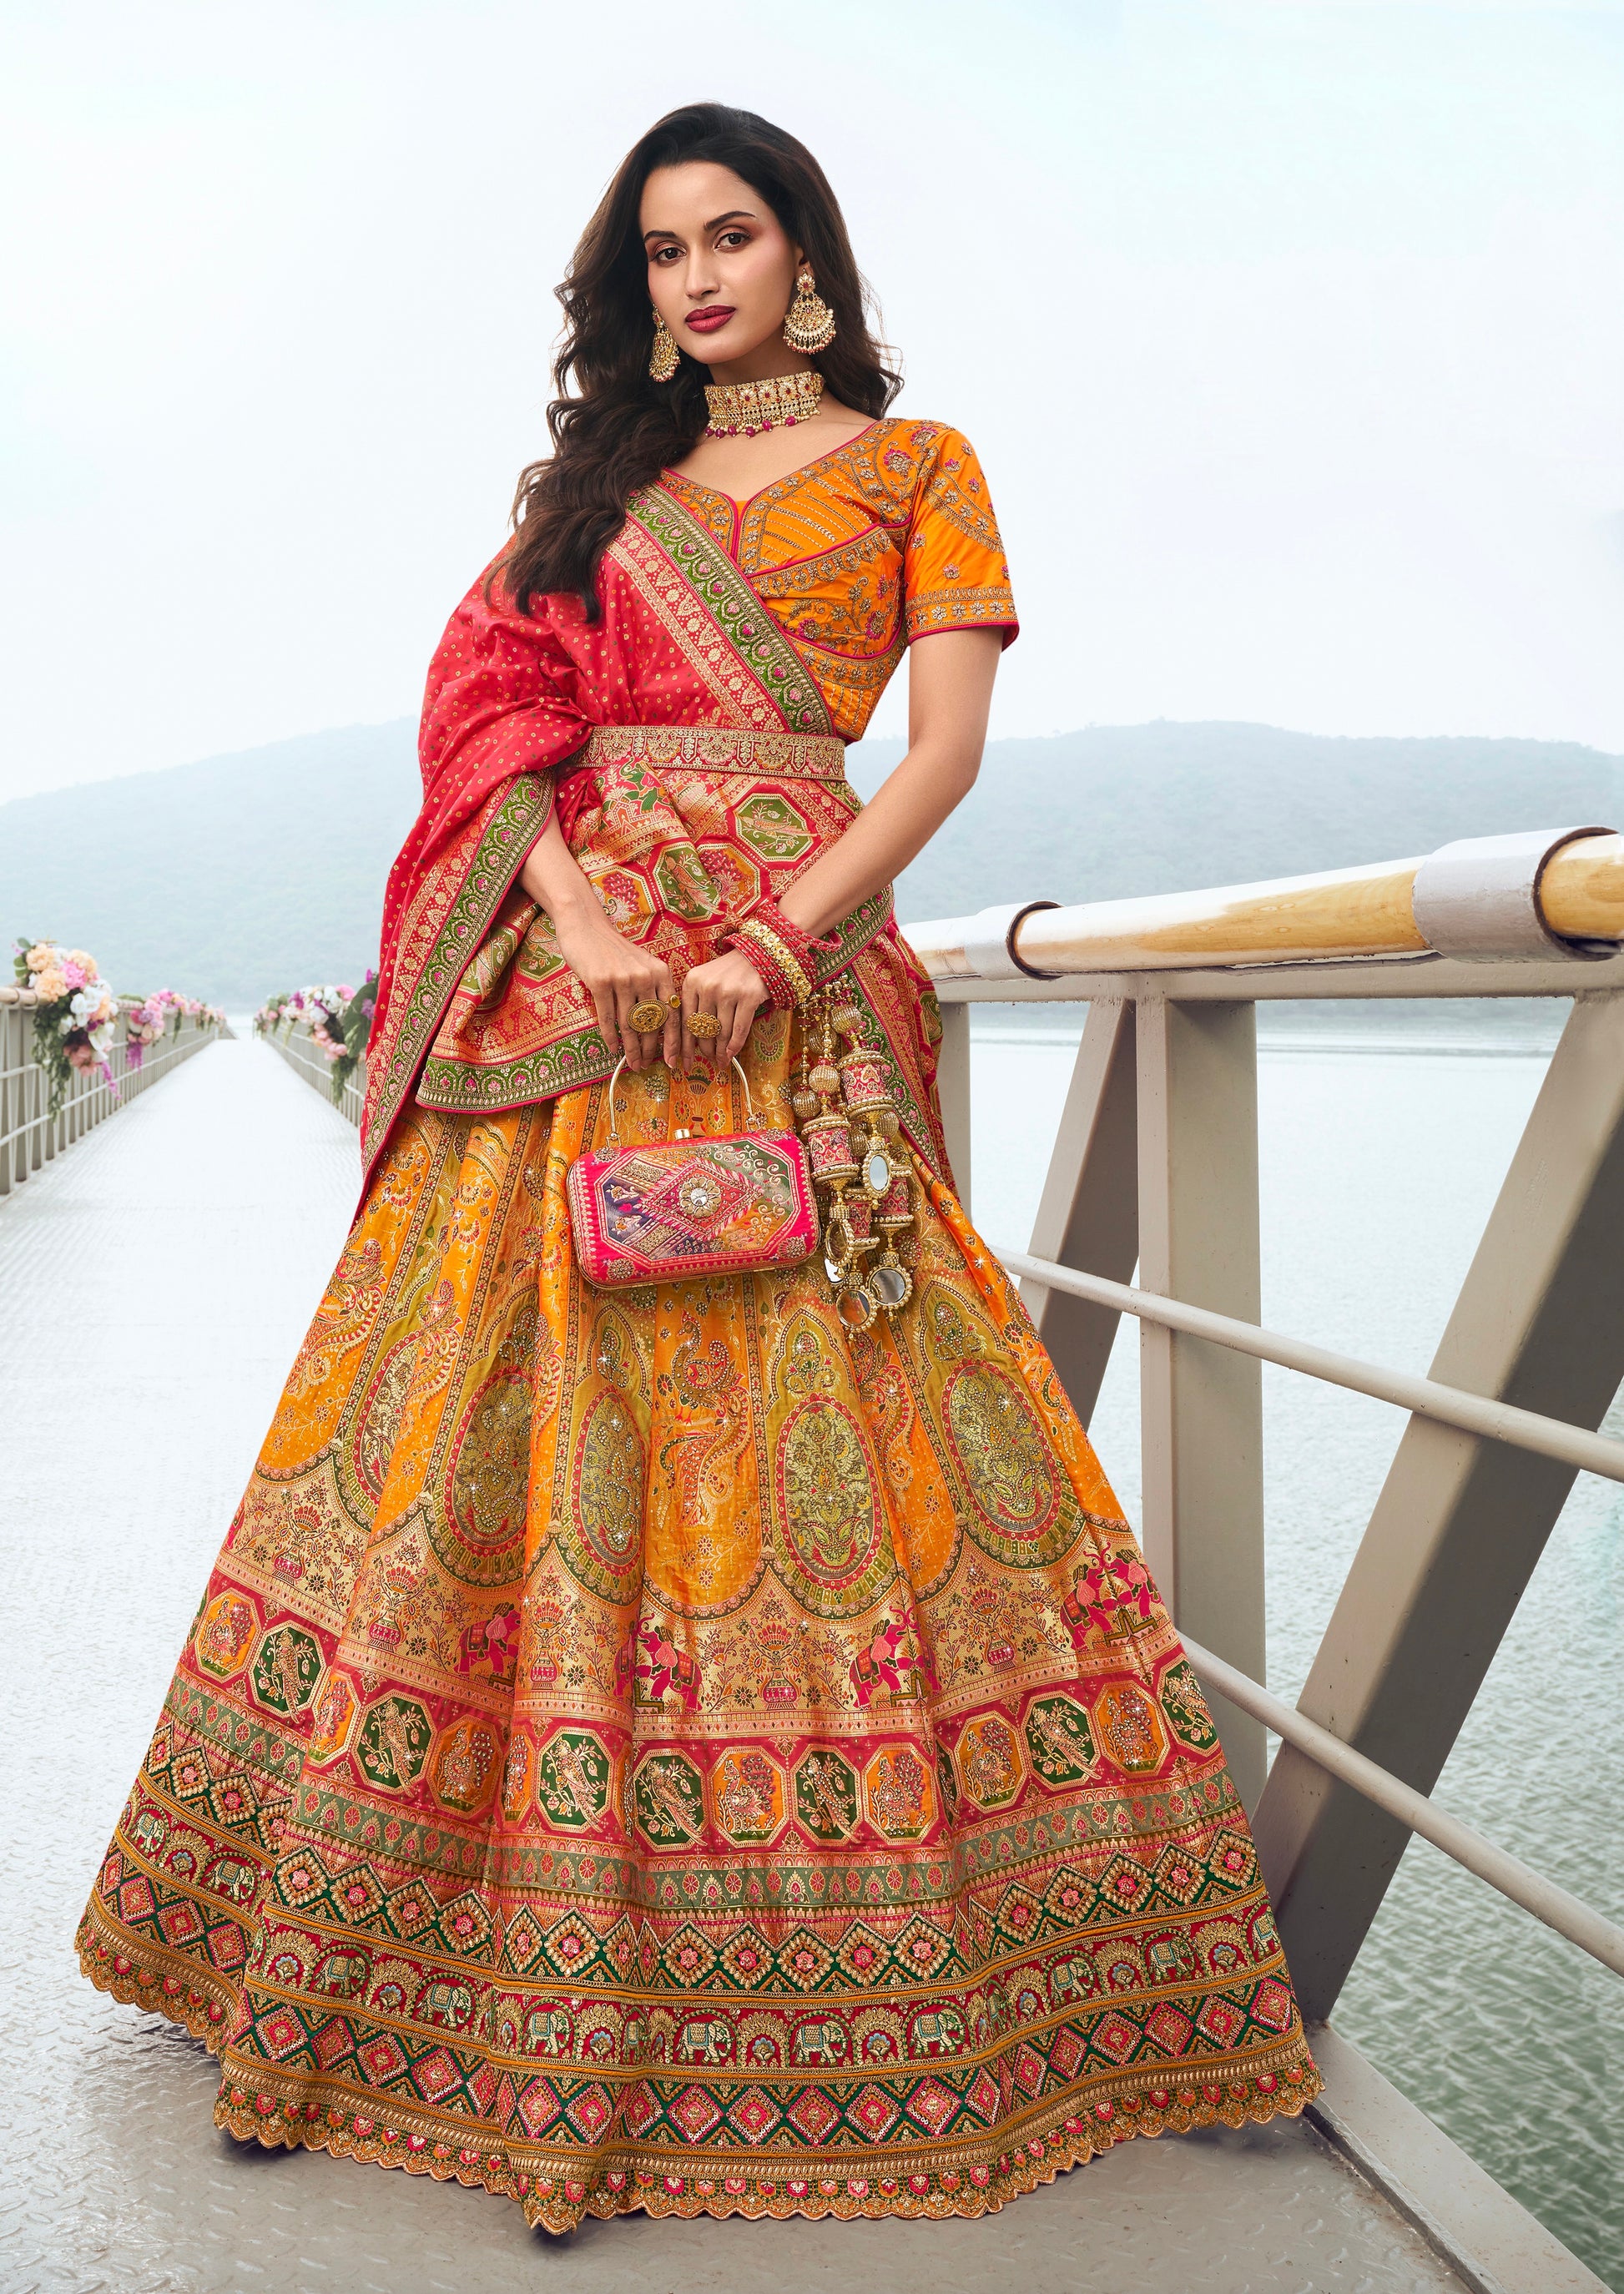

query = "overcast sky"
[3,0,1621,801]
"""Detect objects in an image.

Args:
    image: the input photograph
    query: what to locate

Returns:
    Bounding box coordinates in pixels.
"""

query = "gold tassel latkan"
[793,991,913,1326]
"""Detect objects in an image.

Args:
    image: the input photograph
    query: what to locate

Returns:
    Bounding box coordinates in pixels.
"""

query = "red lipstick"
[685,305,735,334]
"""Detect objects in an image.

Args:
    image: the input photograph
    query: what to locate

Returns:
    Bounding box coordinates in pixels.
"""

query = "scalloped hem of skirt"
[78,1923,1324,2234]
[77,1918,240,2051]
[209,2070,1324,2232]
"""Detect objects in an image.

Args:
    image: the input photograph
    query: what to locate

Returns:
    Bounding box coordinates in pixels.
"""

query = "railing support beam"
[936,1000,973,1215]
[1183,1634,1624,1978]
[1136,999,1267,1806]
[1254,989,1624,2016]
[1020,997,1140,1424]
[992,1246,1624,1483]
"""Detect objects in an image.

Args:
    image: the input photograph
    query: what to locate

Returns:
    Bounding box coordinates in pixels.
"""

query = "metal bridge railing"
[260,1016,366,1127]
[910,823,1624,2021]
[0,988,229,1197]
[995,1243,1624,1980]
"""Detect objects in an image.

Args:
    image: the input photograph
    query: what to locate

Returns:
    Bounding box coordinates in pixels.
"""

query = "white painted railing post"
[1020,996,1140,1424]
[936,999,972,1214]
[1136,998,1268,1807]
[260,1019,368,1128]
[0,991,227,1196]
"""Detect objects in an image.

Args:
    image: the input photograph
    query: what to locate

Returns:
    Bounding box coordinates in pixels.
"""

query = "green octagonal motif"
[794,1747,858,1842]
[1159,1657,1220,1752]
[537,1729,612,1831]
[357,1694,433,1791]
[653,844,723,921]
[1024,1692,1097,1787]
[250,1624,324,1716]
[633,1752,705,1848]
[734,792,813,861]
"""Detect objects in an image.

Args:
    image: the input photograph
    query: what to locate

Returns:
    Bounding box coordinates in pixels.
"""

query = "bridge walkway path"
[0,1038,1465,2293]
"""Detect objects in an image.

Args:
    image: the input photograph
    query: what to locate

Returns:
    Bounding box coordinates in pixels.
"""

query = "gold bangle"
[628,1001,668,1035]
[738,916,814,1006]
[687,1011,722,1040]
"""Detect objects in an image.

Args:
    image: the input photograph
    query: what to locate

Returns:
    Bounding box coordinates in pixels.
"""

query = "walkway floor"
[0,1041,1466,2294]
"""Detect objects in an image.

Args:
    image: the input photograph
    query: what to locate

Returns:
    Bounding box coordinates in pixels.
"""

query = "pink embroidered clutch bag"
[567,1060,820,1288]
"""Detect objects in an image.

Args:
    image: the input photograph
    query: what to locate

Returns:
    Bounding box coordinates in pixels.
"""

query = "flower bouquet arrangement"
[123,989,224,1066]
[124,995,172,1068]
[255,972,376,1104]
[13,939,120,1111]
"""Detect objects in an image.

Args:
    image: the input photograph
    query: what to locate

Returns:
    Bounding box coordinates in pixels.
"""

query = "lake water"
[966,1001,1621,2289]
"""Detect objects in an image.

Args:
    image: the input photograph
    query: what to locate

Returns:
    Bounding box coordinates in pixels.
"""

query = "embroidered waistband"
[583,723,849,781]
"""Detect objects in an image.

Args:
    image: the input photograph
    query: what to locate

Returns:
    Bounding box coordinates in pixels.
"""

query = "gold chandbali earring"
[648,308,680,383]
[782,265,836,356]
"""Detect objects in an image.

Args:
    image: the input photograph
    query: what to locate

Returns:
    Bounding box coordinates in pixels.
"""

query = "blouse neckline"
[658,421,884,515]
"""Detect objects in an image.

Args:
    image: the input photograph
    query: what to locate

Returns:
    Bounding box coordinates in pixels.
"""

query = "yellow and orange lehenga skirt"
[78,1001,1321,2231]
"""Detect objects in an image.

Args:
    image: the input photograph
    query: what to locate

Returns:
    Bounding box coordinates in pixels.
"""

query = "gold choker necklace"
[704,371,824,439]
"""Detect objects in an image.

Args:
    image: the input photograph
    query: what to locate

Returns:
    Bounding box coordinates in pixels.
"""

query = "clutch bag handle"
[603,1056,759,1147]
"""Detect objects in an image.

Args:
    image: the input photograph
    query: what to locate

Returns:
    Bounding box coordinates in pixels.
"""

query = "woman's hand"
[521,820,678,1071]
[548,900,681,1071]
[680,947,769,1071]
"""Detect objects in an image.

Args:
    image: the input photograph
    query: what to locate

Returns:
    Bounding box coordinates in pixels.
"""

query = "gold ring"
[629,1001,667,1035]
[667,993,681,1011]
[687,1011,722,1040]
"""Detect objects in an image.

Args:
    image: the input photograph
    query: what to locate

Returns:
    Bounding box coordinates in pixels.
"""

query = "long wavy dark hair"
[498,103,901,618]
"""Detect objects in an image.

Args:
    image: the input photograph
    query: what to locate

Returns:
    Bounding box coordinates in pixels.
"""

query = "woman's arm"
[681,628,1002,1061]
[520,812,681,1071]
[782,628,1002,936]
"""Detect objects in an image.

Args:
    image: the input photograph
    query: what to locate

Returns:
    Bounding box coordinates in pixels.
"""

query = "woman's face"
[640,160,803,378]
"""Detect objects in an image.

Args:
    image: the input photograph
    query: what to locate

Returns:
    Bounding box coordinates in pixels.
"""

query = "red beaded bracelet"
[720,899,838,1009]
[732,920,803,1009]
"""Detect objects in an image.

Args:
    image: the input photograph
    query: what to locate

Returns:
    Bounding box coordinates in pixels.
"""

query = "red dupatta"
[359,487,833,1179]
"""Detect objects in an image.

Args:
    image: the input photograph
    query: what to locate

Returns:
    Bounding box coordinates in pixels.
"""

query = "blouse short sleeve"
[903,427,1019,647]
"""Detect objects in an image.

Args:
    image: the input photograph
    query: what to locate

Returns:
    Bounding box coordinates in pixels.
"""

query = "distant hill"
[854,723,1624,924]
[0,723,420,1009]
[3,719,1619,1008]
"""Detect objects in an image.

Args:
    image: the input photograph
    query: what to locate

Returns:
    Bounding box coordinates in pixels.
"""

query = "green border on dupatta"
[411,886,900,1120]
[625,488,834,737]
[416,1021,614,1114]
[361,774,555,1172]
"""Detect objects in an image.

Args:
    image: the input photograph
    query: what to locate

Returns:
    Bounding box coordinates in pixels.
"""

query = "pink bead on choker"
[704,371,824,440]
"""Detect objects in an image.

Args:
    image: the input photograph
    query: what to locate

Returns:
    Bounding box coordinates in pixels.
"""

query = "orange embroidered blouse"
[659,416,1017,742]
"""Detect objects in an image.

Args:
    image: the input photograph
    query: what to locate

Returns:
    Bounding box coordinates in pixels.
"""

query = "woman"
[79,103,1319,2231]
